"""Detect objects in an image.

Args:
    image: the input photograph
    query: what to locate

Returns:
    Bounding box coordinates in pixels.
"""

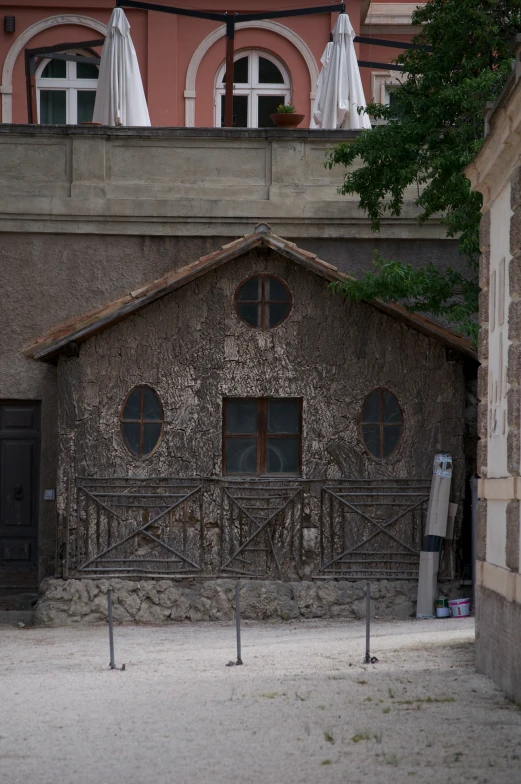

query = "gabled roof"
[25,223,477,361]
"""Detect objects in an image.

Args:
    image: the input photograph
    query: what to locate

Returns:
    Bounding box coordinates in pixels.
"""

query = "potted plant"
[270,103,305,128]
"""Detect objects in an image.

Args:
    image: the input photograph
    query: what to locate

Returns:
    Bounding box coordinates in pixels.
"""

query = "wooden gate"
[219,479,304,578]
[68,477,204,576]
[317,479,430,580]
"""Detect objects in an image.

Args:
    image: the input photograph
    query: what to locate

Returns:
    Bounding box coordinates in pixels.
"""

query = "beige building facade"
[466,37,521,702]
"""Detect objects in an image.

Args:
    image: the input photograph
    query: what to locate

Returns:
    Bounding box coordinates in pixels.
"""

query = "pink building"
[0,1,420,127]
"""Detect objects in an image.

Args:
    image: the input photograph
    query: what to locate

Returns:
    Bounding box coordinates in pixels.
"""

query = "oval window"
[360,389,403,460]
[235,274,292,329]
[120,386,163,457]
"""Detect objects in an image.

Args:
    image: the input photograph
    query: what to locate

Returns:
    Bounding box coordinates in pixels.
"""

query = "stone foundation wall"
[35,578,465,626]
[476,585,521,704]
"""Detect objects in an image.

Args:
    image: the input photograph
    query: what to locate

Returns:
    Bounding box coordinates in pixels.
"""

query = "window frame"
[214,50,291,128]
[234,273,292,330]
[36,52,98,125]
[222,397,302,476]
[120,385,164,459]
[359,387,404,462]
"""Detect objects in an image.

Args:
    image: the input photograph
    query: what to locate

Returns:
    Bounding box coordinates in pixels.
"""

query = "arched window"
[120,386,164,458]
[215,50,291,128]
[360,389,403,461]
[36,53,98,125]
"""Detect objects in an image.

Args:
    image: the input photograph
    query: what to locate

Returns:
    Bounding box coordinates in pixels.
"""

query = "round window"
[235,274,292,329]
[120,386,163,457]
[360,389,403,460]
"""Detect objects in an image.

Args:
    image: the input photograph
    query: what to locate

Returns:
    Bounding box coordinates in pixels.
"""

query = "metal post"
[108,589,116,670]
[235,582,243,665]
[364,581,371,664]
[224,14,235,127]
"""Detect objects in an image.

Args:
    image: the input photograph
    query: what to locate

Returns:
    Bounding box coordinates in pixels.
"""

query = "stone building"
[465,36,521,703]
[20,222,476,623]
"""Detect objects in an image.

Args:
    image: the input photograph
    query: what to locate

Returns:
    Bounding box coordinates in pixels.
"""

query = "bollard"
[235,582,243,665]
[108,589,116,669]
[107,589,125,671]
[364,581,371,664]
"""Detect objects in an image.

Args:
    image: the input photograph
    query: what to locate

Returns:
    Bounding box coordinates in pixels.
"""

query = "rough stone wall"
[35,576,465,627]
[58,248,465,481]
[55,248,466,573]
[476,585,521,703]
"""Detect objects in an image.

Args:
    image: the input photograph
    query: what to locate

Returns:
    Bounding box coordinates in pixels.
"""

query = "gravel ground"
[1,617,520,784]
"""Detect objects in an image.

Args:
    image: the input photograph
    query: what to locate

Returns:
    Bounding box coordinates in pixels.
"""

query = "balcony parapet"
[0,124,443,238]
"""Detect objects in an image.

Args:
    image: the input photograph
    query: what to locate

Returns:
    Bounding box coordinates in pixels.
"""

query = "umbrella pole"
[224,14,235,127]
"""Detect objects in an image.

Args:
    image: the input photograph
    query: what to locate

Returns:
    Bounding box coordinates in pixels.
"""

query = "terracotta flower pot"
[270,113,305,128]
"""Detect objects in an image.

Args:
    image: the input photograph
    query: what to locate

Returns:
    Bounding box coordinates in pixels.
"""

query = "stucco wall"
[56,247,466,523]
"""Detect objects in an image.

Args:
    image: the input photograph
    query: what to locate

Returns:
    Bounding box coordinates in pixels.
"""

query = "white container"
[448,598,470,617]
[436,606,450,618]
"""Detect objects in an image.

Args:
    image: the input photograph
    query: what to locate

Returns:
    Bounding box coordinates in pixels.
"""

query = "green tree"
[327,0,521,342]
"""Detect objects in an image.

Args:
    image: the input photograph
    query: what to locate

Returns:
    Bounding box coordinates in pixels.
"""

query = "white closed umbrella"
[310,39,333,129]
[312,13,371,130]
[93,8,151,126]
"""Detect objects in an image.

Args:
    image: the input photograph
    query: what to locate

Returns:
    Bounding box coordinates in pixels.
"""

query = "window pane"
[383,426,401,458]
[267,438,299,473]
[266,277,289,301]
[225,438,257,473]
[220,95,248,127]
[226,400,258,434]
[268,399,299,434]
[236,276,260,301]
[258,57,285,84]
[77,91,96,123]
[77,62,99,79]
[41,59,66,79]
[143,387,162,420]
[258,95,285,128]
[382,390,401,424]
[362,424,381,459]
[143,423,162,455]
[223,56,249,84]
[237,302,260,327]
[40,91,66,124]
[122,388,142,420]
[122,422,141,456]
[267,302,290,328]
[362,390,381,424]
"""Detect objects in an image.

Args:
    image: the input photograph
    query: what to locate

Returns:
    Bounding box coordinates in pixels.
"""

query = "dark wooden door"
[0,403,40,588]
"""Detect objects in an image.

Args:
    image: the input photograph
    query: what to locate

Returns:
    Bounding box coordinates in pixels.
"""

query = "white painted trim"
[1,15,106,123]
[365,3,424,26]
[476,559,521,604]
[185,20,319,127]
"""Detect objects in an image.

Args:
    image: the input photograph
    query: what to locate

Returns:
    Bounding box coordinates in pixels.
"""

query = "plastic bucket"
[448,598,470,617]
[435,598,450,618]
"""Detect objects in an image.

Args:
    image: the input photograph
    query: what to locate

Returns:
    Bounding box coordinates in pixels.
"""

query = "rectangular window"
[223,397,301,475]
